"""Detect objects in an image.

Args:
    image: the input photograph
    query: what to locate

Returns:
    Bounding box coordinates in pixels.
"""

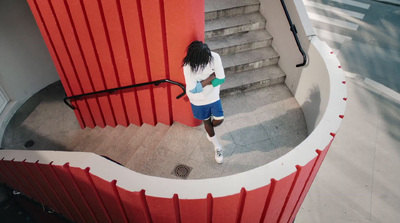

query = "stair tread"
[73,126,112,152]
[123,123,170,169]
[107,123,168,165]
[205,12,265,32]
[205,0,260,13]
[221,47,279,69]
[90,125,132,154]
[206,30,272,51]
[66,126,101,151]
[221,65,285,92]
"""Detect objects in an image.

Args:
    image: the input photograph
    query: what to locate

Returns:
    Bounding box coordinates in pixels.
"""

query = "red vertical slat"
[0,160,22,191]
[235,188,247,223]
[27,0,85,128]
[206,193,213,223]
[240,184,271,222]
[5,160,33,197]
[164,0,204,127]
[34,162,73,220]
[120,0,158,125]
[51,0,106,127]
[90,174,128,222]
[0,164,6,183]
[140,190,153,223]
[98,0,141,126]
[173,194,182,223]
[179,198,207,223]
[51,164,97,223]
[111,180,129,223]
[212,193,241,222]
[23,162,59,212]
[35,0,95,128]
[146,195,178,222]
[279,162,316,223]
[260,179,277,222]
[65,0,117,127]
[82,0,130,126]
[37,163,83,222]
[288,140,334,222]
[68,167,112,222]
[276,166,303,223]
[262,173,297,223]
[140,0,171,125]
[117,187,150,223]
[13,161,53,208]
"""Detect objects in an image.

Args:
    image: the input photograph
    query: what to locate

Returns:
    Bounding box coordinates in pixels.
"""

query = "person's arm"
[184,65,207,94]
[211,53,225,87]
[201,73,216,88]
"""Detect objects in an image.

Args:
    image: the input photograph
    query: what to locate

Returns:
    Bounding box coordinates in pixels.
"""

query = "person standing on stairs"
[182,41,226,164]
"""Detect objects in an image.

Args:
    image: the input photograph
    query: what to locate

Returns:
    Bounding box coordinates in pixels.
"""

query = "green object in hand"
[211,78,225,87]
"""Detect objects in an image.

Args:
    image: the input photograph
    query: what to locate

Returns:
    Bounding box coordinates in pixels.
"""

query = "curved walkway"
[1,81,307,179]
[297,77,400,222]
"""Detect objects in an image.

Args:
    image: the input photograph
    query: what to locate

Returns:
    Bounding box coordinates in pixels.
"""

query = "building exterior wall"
[0,0,60,144]
[27,0,203,129]
[0,0,59,102]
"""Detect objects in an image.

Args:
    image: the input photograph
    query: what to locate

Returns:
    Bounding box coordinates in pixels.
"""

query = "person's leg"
[204,118,215,137]
[212,118,223,127]
[204,118,223,137]
[196,101,224,164]
[204,118,224,136]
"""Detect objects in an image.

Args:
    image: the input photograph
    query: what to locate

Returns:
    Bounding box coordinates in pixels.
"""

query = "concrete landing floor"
[1,81,308,179]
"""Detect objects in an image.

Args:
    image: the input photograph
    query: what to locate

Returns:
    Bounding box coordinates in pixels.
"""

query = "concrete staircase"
[66,122,204,175]
[205,0,286,96]
[64,0,290,176]
[2,0,305,179]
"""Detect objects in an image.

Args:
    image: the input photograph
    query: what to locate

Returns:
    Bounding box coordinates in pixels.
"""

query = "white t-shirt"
[183,52,225,106]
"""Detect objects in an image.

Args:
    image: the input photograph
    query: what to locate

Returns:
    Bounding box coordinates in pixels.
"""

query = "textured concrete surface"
[1,81,308,180]
[296,77,400,223]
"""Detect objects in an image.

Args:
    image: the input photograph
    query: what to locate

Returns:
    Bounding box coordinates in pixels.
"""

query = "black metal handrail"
[280,0,307,67]
[63,79,186,110]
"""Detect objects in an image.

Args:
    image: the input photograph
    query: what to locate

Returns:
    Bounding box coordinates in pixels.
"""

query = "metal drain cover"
[172,164,192,179]
[24,140,34,148]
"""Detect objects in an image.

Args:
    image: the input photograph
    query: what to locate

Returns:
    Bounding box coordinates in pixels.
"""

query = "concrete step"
[222,47,280,75]
[137,122,204,177]
[220,65,286,97]
[205,13,265,39]
[67,126,101,151]
[205,0,287,99]
[65,128,92,151]
[206,30,272,56]
[89,125,127,154]
[73,126,111,152]
[109,123,156,165]
[99,124,140,163]
[205,0,260,21]
[124,123,170,170]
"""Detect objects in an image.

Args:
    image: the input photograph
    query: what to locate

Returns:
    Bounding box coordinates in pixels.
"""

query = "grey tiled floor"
[1,81,308,179]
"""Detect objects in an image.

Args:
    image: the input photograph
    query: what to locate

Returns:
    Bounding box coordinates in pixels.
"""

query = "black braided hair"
[182,41,213,73]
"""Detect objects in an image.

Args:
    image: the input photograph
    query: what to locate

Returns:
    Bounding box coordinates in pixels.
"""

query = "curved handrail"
[280,0,307,67]
[63,79,186,110]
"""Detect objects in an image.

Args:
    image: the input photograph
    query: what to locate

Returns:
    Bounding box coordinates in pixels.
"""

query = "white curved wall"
[0,0,347,222]
[0,0,59,144]
[0,35,347,222]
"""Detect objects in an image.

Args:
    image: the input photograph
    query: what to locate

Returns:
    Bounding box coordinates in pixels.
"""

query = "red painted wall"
[0,139,333,223]
[27,0,203,128]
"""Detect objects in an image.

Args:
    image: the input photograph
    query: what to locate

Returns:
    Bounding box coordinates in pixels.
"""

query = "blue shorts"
[191,100,224,120]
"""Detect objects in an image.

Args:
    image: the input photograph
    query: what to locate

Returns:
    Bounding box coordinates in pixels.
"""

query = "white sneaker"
[215,147,223,164]
[206,134,212,142]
